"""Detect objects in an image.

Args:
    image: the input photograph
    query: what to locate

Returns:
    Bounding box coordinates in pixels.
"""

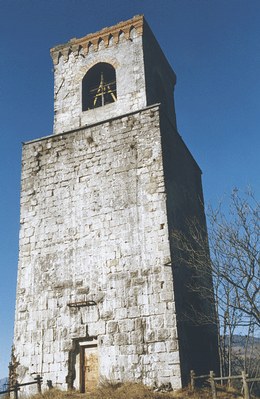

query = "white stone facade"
[52,35,145,133]
[14,106,181,391]
[52,17,146,134]
[50,15,176,134]
[13,15,218,394]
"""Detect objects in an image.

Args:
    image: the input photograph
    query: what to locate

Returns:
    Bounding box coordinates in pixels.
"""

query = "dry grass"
[29,383,249,399]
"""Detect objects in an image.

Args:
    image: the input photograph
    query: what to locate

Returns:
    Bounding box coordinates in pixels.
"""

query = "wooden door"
[81,345,99,392]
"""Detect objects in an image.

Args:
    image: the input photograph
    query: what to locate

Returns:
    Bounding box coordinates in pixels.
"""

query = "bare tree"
[208,189,259,327]
[172,189,260,380]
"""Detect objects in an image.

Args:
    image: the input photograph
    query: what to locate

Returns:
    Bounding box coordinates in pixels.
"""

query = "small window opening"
[82,62,117,111]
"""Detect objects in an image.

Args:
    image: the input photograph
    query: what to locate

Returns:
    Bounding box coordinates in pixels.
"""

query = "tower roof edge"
[50,14,144,62]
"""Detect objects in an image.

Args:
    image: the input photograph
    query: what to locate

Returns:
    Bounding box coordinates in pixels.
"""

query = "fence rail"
[190,370,260,399]
[0,375,42,398]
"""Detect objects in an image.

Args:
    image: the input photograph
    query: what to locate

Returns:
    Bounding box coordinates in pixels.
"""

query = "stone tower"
[13,15,218,393]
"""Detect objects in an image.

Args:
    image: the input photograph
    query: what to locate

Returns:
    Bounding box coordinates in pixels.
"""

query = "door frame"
[79,340,98,393]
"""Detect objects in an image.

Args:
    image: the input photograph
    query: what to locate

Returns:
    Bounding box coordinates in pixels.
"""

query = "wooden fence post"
[35,375,42,393]
[14,381,19,399]
[209,371,217,399]
[190,370,195,391]
[242,371,250,399]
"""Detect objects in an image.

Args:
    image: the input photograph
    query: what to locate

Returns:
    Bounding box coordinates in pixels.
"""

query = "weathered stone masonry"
[13,15,218,393]
[15,106,181,390]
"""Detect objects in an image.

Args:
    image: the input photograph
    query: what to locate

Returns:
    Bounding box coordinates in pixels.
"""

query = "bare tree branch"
[172,188,260,380]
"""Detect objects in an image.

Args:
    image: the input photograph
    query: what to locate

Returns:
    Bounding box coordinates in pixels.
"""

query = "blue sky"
[0,0,259,379]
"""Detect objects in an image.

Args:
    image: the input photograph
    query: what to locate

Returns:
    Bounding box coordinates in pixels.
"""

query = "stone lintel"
[50,14,144,65]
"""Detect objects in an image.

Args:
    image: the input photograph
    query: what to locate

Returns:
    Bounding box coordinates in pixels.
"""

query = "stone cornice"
[23,103,161,145]
[50,15,144,65]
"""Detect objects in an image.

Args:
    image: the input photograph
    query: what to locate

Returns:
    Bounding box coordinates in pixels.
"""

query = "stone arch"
[108,33,114,46]
[118,29,125,42]
[129,26,137,39]
[82,62,117,111]
[57,51,63,64]
[88,42,94,53]
[98,38,105,50]
[78,45,85,58]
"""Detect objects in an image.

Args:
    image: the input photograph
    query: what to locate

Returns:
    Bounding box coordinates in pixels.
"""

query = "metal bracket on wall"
[67,300,96,308]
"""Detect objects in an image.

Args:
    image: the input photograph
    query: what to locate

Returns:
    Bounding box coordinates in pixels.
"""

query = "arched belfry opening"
[82,62,117,111]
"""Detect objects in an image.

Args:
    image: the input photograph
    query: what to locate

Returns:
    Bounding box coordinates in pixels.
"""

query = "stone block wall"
[14,105,182,391]
[160,113,220,383]
[51,16,147,134]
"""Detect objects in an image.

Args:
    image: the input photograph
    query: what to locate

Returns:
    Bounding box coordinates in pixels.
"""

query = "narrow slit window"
[82,62,117,111]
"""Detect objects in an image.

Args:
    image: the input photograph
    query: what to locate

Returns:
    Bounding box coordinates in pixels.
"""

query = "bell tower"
[50,15,176,133]
[13,15,218,394]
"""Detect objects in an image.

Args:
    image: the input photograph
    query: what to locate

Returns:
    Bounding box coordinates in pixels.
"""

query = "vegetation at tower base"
[18,382,259,399]
[172,189,260,395]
